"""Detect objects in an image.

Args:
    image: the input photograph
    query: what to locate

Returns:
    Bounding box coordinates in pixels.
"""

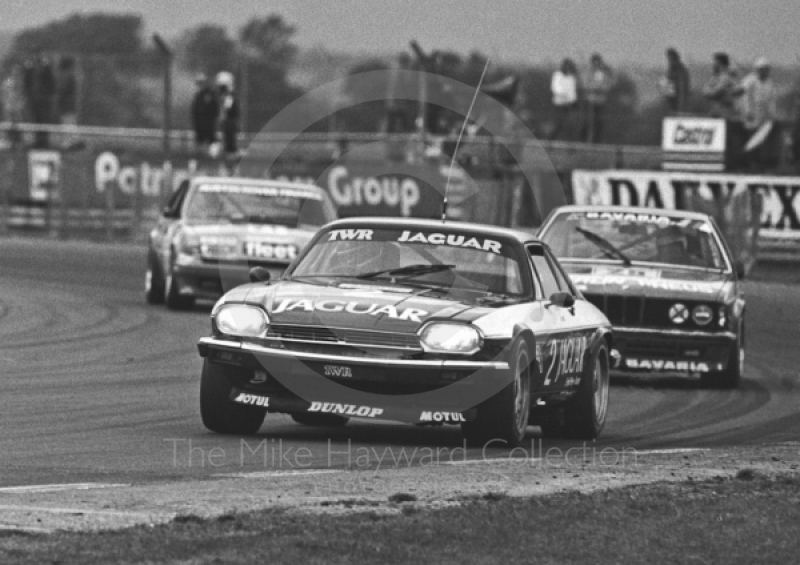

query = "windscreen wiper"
[575,227,632,266]
[355,263,455,280]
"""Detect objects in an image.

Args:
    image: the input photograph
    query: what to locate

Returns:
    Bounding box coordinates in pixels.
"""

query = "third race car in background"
[539,205,745,388]
[146,176,337,310]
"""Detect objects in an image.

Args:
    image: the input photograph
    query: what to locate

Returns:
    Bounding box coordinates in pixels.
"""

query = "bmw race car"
[146,176,337,309]
[197,217,613,446]
[539,205,745,388]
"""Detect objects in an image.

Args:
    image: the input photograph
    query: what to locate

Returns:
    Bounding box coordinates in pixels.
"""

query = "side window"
[165,180,190,218]
[544,247,574,295]
[527,245,561,300]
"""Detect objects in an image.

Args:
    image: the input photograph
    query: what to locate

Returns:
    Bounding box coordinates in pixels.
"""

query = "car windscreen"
[541,211,727,270]
[291,227,530,297]
[184,183,330,227]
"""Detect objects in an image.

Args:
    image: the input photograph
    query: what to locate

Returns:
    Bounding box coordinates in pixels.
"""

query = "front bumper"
[173,261,286,300]
[611,326,737,374]
[197,337,511,423]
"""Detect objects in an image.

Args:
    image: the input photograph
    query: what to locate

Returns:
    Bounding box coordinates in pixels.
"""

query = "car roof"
[553,205,712,221]
[190,176,328,196]
[322,217,542,244]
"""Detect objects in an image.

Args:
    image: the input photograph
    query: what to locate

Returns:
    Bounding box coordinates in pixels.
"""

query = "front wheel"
[703,323,744,389]
[540,340,610,440]
[164,263,194,310]
[145,252,165,304]
[461,340,532,448]
[200,360,266,434]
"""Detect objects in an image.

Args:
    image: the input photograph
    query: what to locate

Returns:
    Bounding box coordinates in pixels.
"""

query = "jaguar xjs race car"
[197,217,613,446]
[539,205,745,388]
[146,176,337,309]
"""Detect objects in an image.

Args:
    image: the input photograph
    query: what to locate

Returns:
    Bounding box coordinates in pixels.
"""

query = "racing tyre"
[540,340,610,440]
[145,252,165,304]
[291,413,349,427]
[164,263,194,310]
[461,340,532,448]
[200,360,266,434]
[703,323,744,389]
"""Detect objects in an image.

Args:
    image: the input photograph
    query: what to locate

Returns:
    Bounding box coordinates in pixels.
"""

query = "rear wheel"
[461,340,532,448]
[291,413,349,427]
[540,340,610,440]
[200,360,266,434]
[145,252,165,304]
[703,323,744,389]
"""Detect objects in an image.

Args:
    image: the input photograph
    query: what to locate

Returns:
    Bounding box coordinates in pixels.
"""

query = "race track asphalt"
[1,238,799,488]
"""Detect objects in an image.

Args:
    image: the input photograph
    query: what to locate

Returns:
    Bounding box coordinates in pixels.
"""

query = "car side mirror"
[162,206,178,219]
[548,291,575,308]
[734,259,746,280]
[249,267,271,283]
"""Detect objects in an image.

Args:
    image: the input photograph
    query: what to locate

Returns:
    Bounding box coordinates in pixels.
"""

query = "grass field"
[1,471,797,565]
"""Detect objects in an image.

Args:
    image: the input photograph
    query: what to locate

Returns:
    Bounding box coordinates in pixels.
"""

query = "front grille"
[267,324,421,350]
[585,294,718,330]
[587,294,643,325]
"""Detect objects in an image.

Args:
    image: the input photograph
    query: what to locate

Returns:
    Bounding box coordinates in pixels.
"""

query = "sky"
[2,0,799,67]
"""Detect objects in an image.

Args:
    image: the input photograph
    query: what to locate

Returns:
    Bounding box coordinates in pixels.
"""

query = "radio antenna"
[442,57,490,223]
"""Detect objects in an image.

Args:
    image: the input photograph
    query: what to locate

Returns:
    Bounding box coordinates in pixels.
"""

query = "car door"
[527,244,589,391]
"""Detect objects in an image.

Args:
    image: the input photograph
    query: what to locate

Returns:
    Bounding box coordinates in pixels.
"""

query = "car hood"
[182,222,317,263]
[226,281,496,334]
[563,262,731,301]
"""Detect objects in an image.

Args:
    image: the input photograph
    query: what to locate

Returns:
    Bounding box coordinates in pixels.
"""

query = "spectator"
[741,57,780,171]
[702,52,742,119]
[190,73,219,153]
[57,57,77,126]
[584,53,613,143]
[660,48,691,114]
[550,58,580,140]
[702,52,746,170]
[216,71,240,158]
[1,65,26,144]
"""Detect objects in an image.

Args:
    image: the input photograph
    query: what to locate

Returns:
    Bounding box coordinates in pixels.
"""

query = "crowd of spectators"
[548,53,614,143]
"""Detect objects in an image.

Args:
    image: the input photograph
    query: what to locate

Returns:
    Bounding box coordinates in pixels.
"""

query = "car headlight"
[718,305,728,328]
[215,304,269,337]
[418,323,483,355]
[668,303,689,325]
[176,232,201,255]
[692,304,713,326]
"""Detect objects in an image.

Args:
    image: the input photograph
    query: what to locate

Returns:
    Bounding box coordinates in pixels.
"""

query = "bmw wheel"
[200,360,266,434]
[461,340,532,448]
[703,322,744,389]
[540,340,610,440]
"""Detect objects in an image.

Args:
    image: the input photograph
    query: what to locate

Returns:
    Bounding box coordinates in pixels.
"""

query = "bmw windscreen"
[542,211,729,271]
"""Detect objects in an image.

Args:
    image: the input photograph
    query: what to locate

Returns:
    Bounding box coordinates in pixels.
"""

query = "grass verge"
[1,472,798,565]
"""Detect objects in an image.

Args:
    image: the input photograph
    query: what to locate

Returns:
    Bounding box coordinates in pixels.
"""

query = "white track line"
[213,470,343,479]
[0,505,153,517]
[0,483,129,494]
[634,448,710,455]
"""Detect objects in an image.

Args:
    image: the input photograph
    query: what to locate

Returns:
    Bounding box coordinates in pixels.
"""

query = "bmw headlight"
[692,304,713,326]
[215,304,269,337]
[418,323,483,355]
